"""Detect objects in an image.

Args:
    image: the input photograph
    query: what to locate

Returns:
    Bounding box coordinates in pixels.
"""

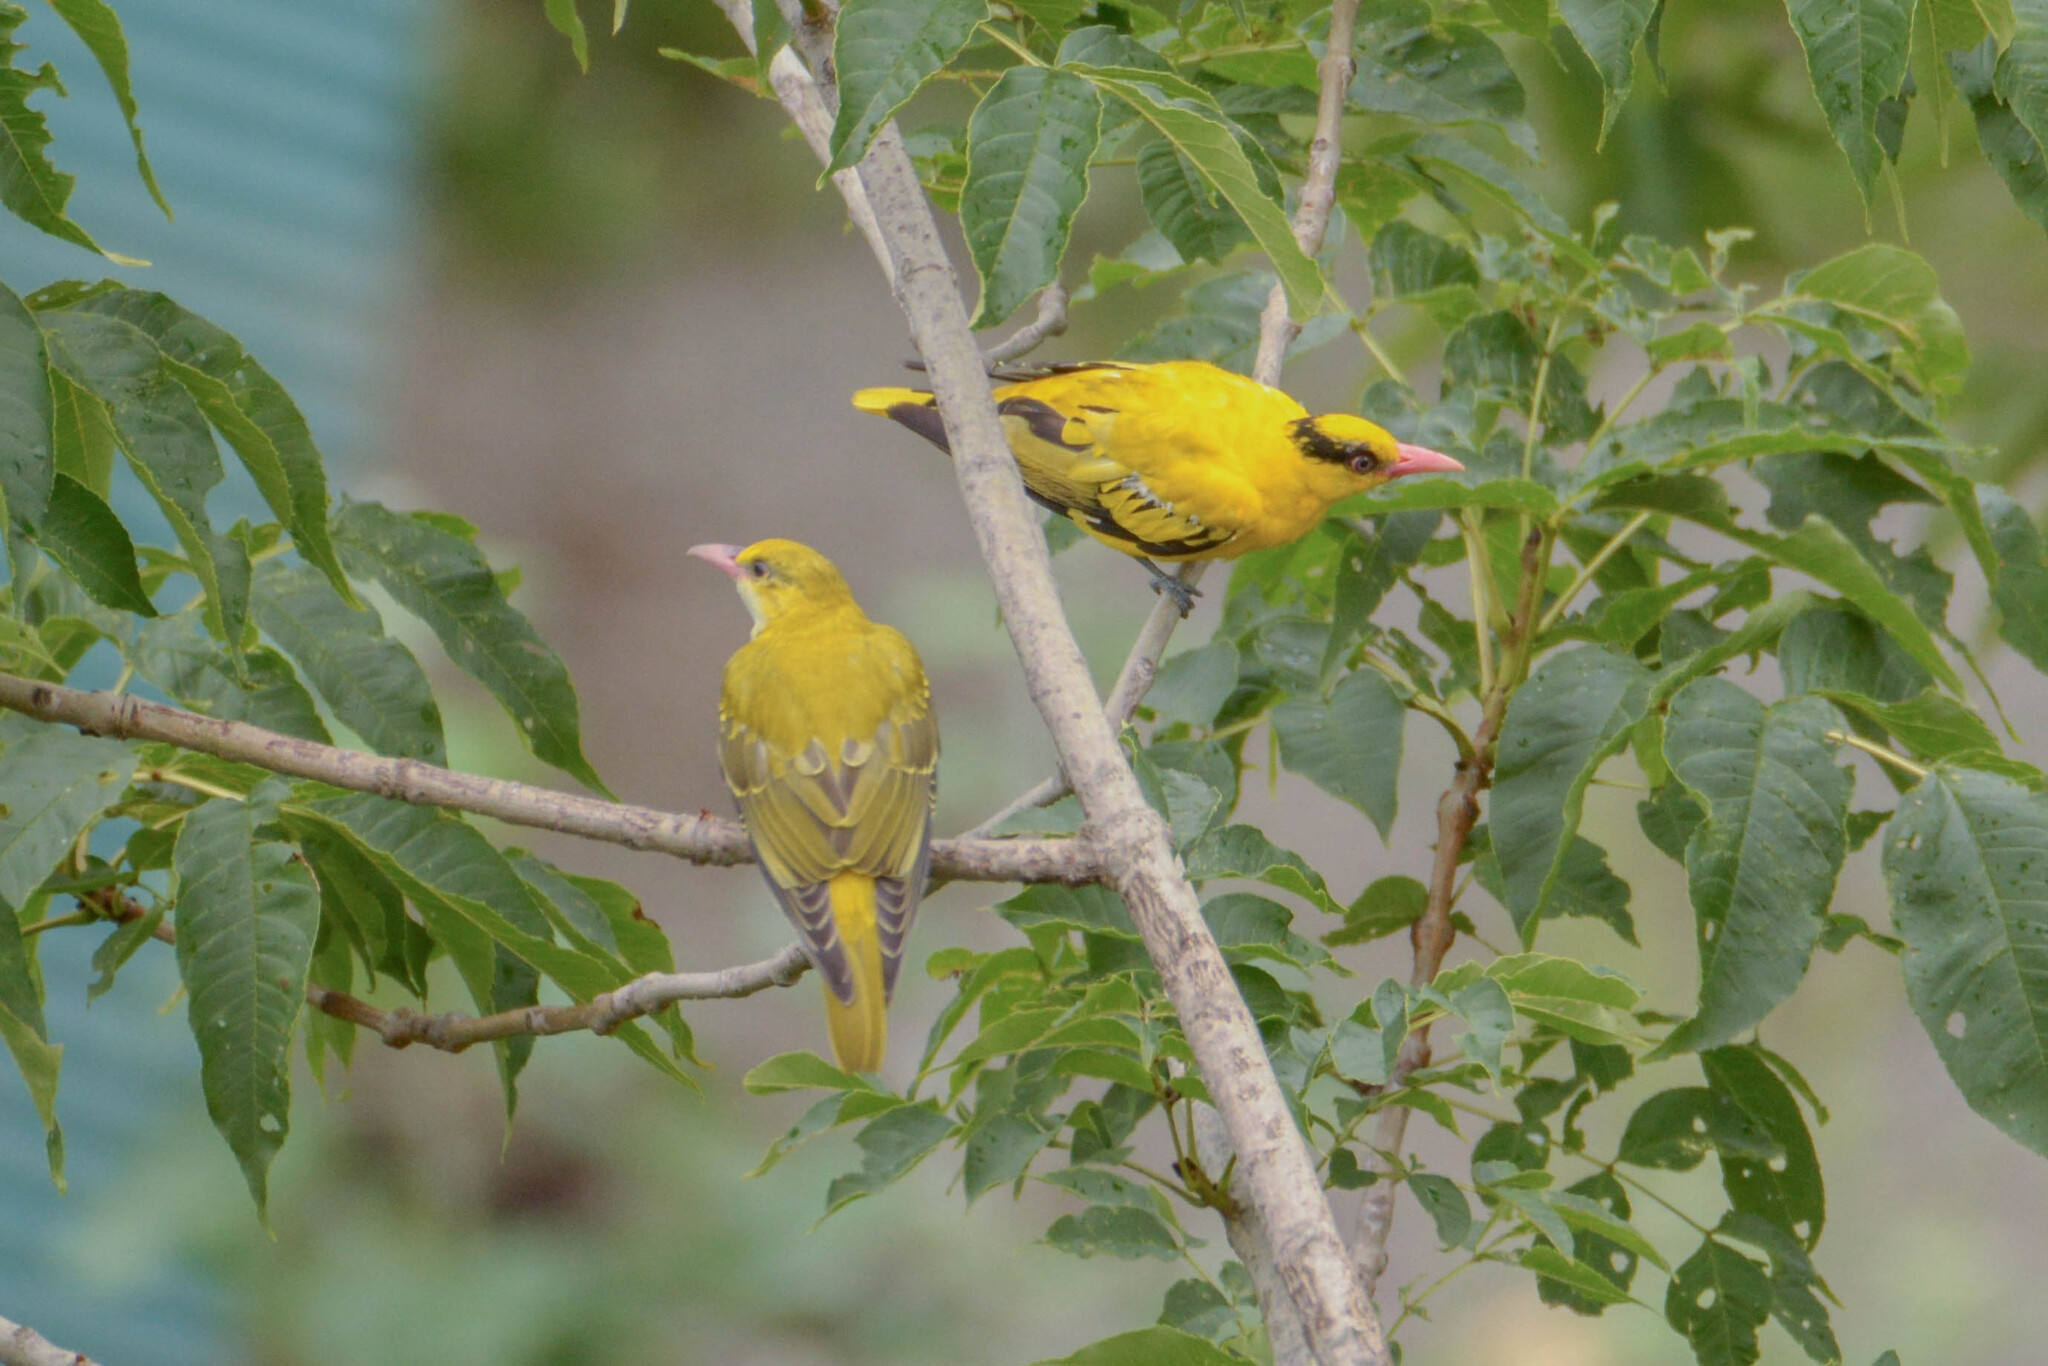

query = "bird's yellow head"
[1290,415,1464,500]
[689,538,857,634]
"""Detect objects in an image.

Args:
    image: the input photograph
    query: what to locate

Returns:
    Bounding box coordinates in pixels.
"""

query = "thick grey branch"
[0,672,1095,886]
[1195,1105,1313,1366]
[0,1314,98,1366]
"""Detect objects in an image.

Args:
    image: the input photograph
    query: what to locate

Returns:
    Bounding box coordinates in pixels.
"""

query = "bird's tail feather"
[822,873,888,1073]
[851,386,932,415]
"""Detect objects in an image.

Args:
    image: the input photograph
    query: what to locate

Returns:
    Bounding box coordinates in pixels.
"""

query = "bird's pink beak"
[1388,443,1464,479]
[688,543,746,578]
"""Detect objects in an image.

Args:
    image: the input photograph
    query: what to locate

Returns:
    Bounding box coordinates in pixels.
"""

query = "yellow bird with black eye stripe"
[689,538,937,1074]
[853,359,1464,612]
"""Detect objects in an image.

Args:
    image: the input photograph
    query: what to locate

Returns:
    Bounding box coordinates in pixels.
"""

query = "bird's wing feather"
[719,625,936,1003]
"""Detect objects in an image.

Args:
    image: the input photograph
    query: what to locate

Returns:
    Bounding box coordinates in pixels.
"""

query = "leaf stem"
[975,22,1043,64]
[138,768,248,803]
[1826,729,1930,779]
[1460,514,1497,694]
[1535,510,1652,635]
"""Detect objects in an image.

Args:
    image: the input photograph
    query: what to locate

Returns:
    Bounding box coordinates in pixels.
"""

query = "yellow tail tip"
[823,982,887,1073]
[852,386,928,416]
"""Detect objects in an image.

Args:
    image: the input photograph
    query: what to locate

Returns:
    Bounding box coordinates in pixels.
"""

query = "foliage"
[2,0,2047,1363]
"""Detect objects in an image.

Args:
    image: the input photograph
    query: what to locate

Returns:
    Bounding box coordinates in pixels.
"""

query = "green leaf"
[1144,640,1240,729]
[129,614,331,743]
[1558,0,1657,143]
[0,987,62,1189]
[42,310,248,647]
[962,67,1101,328]
[1785,243,1969,397]
[1202,892,1333,970]
[1323,511,1438,679]
[1068,65,1322,320]
[1033,1326,1241,1366]
[1997,0,2048,162]
[1818,688,2003,764]
[71,287,349,599]
[44,0,167,214]
[0,279,52,531]
[828,0,989,172]
[1408,1171,1471,1248]
[33,473,151,614]
[1137,139,1247,265]
[1980,485,2048,673]
[1703,1046,1826,1247]
[334,501,606,794]
[1183,823,1342,915]
[750,0,790,77]
[963,1113,1057,1200]
[743,1049,879,1094]
[48,367,114,496]
[1658,682,1851,1054]
[1784,0,1913,202]
[1369,220,1478,298]
[1521,1245,1634,1307]
[1617,1087,1778,1171]
[1883,767,2048,1157]
[1951,41,2048,234]
[824,1101,954,1213]
[253,559,445,762]
[1044,1203,1182,1260]
[1353,17,1532,154]
[0,723,135,909]
[544,0,589,69]
[1666,1239,1772,1366]
[1488,952,1641,1045]
[1271,669,1404,837]
[1325,873,1427,947]
[0,4,107,253]
[173,788,319,1217]
[1492,647,1652,935]
[1352,474,1558,517]
[1778,601,1930,702]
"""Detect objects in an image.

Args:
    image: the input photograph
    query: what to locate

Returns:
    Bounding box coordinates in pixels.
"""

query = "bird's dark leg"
[1140,559,1200,617]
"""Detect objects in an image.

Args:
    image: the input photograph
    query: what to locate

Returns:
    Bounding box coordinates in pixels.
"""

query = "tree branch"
[0,1314,98,1366]
[735,28,1387,1364]
[1352,527,1546,1299]
[85,888,815,1052]
[981,283,1069,366]
[0,672,1095,886]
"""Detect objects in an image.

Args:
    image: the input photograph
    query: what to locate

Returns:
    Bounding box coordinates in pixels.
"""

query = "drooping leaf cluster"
[3,0,2048,1362]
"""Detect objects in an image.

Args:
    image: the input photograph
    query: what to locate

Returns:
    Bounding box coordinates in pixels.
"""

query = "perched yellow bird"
[690,539,938,1073]
[853,359,1464,611]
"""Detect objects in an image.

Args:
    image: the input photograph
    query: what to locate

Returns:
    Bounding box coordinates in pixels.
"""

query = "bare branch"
[306,943,813,1052]
[1353,528,1546,1298]
[981,283,1069,367]
[0,672,1097,886]
[0,1313,99,1366]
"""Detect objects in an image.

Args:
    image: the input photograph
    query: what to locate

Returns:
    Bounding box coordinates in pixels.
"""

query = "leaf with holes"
[1665,1238,1772,1366]
[1884,767,2048,1157]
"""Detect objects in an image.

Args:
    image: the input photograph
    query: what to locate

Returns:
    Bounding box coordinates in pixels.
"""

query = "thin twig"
[1826,729,1930,779]
[0,1312,100,1366]
[0,671,1096,886]
[1535,510,1652,635]
[1353,527,1547,1300]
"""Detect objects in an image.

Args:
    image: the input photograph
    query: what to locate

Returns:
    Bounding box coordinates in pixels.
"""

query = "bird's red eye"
[1348,452,1378,475]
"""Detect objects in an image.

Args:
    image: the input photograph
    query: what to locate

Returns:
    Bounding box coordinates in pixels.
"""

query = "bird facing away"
[690,538,938,1074]
[852,359,1464,611]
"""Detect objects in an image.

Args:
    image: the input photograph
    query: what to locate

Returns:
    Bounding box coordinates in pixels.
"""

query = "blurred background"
[1,0,2045,1362]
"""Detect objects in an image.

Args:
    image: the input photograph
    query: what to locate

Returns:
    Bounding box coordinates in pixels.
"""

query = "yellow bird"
[853,359,1464,611]
[690,539,938,1073]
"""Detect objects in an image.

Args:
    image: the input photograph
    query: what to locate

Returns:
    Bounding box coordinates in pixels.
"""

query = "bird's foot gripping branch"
[8,1,2048,1365]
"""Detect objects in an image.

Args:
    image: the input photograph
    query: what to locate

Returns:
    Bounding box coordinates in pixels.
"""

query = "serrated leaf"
[824,1102,954,1213]
[41,310,248,647]
[1883,767,2048,1157]
[1137,138,1247,265]
[1558,0,1657,142]
[0,724,135,909]
[44,0,165,214]
[253,559,445,761]
[962,67,1101,327]
[33,473,151,614]
[1786,242,1969,396]
[1271,669,1404,837]
[0,5,106,253]
[1183,823,1341,914]
[72,287,349,599]
[173,789,318,1216]
[0,279,52,531]
[828,0,988,172]
[1492,647,1652,935]
[1659,682,1850,1054]
[334,500,606,794]
[1068,65,1322,320]
[1666,1238,1772,1366]
[1353,17,1533,155]
[1033,1326,1240,1365]
[1785,0,1913,202]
